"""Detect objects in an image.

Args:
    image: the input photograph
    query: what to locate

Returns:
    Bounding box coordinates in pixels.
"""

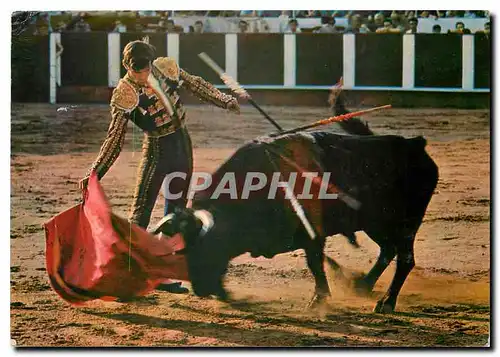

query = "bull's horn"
[193,209,214,237]
[148,213,176,235]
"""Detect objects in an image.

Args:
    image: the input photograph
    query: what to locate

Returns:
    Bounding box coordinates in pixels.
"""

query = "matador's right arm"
[84,79,138,181]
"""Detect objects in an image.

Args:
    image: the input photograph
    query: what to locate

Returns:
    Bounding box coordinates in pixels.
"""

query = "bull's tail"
[328,80,375,136]
[328,79,349,116]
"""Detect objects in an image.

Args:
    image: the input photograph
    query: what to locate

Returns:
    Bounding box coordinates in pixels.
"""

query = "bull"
[154,93,439,313]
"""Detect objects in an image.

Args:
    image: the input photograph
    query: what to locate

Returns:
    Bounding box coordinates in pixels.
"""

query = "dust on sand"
[11,103,490,347]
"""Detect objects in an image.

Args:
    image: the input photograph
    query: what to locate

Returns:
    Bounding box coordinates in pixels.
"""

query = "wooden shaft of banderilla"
[270,105,392,137]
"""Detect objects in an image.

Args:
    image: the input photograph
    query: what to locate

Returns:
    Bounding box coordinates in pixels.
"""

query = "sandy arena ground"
[10,102,490,347]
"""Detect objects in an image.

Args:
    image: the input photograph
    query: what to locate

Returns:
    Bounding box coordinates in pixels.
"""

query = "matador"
[79,40,240,293]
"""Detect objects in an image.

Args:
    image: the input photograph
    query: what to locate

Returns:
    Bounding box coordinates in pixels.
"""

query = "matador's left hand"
[227,99,240,114]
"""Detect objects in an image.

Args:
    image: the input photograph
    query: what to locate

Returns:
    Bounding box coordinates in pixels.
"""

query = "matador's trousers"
[129,127,193,229]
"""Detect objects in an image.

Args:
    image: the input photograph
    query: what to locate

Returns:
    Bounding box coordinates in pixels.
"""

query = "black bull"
[155,126,439,313]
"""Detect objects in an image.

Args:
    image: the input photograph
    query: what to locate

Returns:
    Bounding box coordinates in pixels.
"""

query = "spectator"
[193,20,204,34]
[113,20,127,33]
[314,16,338,33]
[157,11,170,18]
[406,17,418,33]
[455,21,465,33]
[484,21,491,35]
[174,11,195,16]
[238,20,250,33]
[419,11,440,19]
[157,19,167,32]
[405,10,416,19]
[371,12,385,31]
[390,10,400,22]
[332,11,348,17]
[285,18,301,33]
[319,10,334,17]
[376,18,401,33]
[166,19,177,32]
[156,18,177,33]
[32,13,51,35]
[256,10,281,17]
[240,10,256,17]
[345,14,370,33]
[432,24,442,33]
[138,11,157,17]
[445,10,457,17]
[463,11,477,18]
[55,21,67,32]
[73,17,91,32]
[296,10,321,18]
[305,10,321,17]
[389,11,406,32]
[254,18,271,32]
[419,10,430,18]
[377,11,392,18]
[221,11,238,17]
[475,22,490,37]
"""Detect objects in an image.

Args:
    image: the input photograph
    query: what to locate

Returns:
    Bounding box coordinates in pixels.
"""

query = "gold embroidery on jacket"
[87,106,129,179]
[154,113,171,127]
[111,80,139,112]
[179,69,234,109]
[129,137,160,226]
[153,57,180,81]
[143,86,156,98]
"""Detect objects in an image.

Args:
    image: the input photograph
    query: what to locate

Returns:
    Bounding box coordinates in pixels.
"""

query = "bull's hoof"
[216,288,230,302]
[373,300,395,314]
[306,294,328,309]
[351,275,374,296]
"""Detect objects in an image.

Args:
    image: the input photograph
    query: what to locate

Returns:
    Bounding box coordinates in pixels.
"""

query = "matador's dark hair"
[122,40,156,71]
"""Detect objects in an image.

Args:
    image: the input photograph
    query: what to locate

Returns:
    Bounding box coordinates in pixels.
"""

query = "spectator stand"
[416,18,489,33]
[41,11,490,34]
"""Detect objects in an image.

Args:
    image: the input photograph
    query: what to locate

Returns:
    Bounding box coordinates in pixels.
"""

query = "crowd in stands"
[20,10,491,36]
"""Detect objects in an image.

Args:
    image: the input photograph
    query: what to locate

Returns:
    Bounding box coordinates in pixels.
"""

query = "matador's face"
[127,63,152,86]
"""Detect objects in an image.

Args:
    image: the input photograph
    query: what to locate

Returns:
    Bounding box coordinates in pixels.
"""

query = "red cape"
[43,172,188,304]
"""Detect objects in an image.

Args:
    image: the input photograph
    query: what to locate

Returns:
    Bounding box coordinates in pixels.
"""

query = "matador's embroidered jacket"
[88,57,237,180]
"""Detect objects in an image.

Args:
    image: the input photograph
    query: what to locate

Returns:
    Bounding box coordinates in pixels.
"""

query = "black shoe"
[156,282,189,294]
